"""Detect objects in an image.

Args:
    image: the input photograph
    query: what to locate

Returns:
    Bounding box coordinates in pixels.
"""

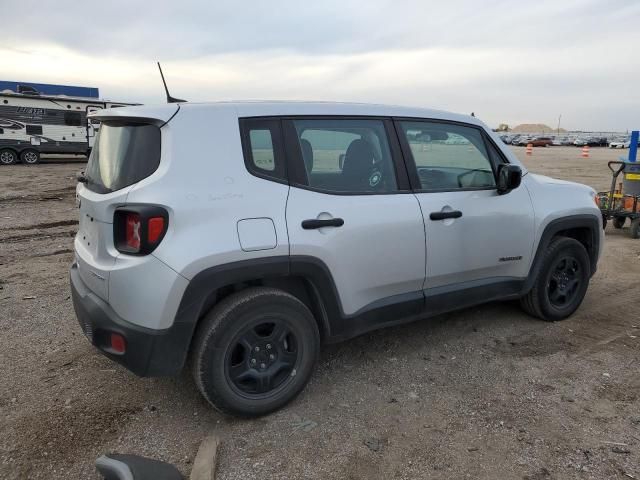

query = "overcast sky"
[3,0,639,131]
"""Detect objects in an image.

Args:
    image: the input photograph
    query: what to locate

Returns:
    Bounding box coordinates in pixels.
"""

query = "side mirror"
[497,164,522,194]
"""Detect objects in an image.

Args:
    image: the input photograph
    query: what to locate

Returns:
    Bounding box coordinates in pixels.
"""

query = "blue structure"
[0,80,99,98]
[629,131,638,163]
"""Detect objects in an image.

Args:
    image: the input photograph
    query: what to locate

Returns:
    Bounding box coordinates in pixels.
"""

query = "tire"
[20,149,40,165]
[631,218,640,239]
[0,149,18,165]
[613,216,626,229]
[602,214,608,230]
[191,287,320,417]
[520,237,591,321]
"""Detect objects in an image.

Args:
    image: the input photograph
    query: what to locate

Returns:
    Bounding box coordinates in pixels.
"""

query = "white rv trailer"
[0,90,137,165]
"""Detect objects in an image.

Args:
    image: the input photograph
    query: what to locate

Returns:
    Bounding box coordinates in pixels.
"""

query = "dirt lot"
[1,147,639,479]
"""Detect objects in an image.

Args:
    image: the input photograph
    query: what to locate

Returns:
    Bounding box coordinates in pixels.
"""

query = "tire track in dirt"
[4,401,142,479]
[1,230,76,244]
[0,186,76,205]
[4,220,77,231]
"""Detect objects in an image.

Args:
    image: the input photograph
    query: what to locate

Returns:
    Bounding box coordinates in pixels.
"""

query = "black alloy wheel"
[520,237,590,321]
[191,287,320,417]
[547,255,581,308]
[225,320,299,397]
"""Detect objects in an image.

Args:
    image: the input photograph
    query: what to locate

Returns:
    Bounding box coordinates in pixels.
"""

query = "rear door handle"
[301,218,344,229]
[429,210,462,221]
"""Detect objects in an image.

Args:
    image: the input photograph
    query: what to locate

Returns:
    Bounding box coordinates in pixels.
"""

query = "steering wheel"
[456,168,492,188]
[419,168,447,189]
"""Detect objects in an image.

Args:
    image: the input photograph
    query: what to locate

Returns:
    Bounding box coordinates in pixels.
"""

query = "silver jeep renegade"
[71,101,603,416]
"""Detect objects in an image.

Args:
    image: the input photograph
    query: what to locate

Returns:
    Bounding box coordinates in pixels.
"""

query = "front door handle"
[429,210,462,221]
[301,218,344,229]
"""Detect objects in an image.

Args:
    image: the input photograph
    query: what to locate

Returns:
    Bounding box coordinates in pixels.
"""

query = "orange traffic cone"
[526,143,533,155]
[581,146,590,158]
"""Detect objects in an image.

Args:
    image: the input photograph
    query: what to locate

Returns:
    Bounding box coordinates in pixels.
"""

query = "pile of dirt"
[511,123,566,133]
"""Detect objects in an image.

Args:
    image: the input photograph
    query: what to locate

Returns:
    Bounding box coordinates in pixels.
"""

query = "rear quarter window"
[249,129,276,171]
[240,118,287,183]
[84,122,161,193]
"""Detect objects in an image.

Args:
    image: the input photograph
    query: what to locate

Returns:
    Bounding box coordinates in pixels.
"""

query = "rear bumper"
[70,262,193,376]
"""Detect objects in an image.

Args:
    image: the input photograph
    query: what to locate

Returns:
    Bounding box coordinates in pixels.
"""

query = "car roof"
[90,100,484,126]
[89,100,527,174]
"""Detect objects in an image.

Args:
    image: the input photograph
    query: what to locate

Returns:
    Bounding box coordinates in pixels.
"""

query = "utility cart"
[596,161,640,238]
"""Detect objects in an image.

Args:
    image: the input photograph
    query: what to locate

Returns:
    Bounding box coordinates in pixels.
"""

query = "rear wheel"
[631,218,640,239]
[191,287,320,417]
[520,237,591,321]
[613,216,626,229]
[20,149,40,165]
[0,149,18,165]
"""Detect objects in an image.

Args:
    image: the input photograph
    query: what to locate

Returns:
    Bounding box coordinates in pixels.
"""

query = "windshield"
[85,121,161,193]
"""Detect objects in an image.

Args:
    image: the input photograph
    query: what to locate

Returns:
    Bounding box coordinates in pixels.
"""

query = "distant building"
[0,80,99,98]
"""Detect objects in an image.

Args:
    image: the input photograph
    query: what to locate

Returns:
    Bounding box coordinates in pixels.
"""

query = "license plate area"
[78,212,99,256]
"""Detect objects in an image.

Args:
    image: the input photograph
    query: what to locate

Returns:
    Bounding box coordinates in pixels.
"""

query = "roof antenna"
[157,62,186,103]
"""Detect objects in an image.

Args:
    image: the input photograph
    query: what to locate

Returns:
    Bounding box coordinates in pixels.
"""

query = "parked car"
[575,136,608,147]
[71,101,603,416]
[529,136,553,147]
[609,137,630,149]
[515,136,532,146]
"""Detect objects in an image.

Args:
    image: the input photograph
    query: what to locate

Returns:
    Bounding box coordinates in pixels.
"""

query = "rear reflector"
[147,217,165,243]
[110,333,126,354]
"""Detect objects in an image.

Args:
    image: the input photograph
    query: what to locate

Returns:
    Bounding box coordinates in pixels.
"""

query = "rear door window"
[287,118,398,193]
[84,122,161,193]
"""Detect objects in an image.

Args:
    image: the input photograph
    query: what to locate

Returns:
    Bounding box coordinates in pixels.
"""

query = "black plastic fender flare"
[521,214,600,295]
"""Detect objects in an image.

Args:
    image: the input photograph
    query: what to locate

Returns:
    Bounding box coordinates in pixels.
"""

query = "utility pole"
[557,114,562,135]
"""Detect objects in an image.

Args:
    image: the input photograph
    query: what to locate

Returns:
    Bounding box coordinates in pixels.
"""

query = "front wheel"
[191,287,320,417]
[520,237,591,321]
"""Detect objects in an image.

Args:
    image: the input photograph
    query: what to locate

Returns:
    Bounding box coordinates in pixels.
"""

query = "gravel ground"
[1,147,639,479]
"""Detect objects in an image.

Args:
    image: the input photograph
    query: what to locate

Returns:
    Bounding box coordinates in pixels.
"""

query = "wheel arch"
[2,145,38,154]
[0,147,19,159]
[523,214,600,294]
[173,256,342,371]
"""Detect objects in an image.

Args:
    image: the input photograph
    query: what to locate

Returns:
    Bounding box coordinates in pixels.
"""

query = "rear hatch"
[75,107,173,301]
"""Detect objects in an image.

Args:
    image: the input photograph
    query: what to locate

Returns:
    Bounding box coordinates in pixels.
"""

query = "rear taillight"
[114,206,168,255]
[125,213,141,250]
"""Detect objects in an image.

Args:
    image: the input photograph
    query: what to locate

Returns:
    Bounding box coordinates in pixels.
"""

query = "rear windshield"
[85,122,161,193]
